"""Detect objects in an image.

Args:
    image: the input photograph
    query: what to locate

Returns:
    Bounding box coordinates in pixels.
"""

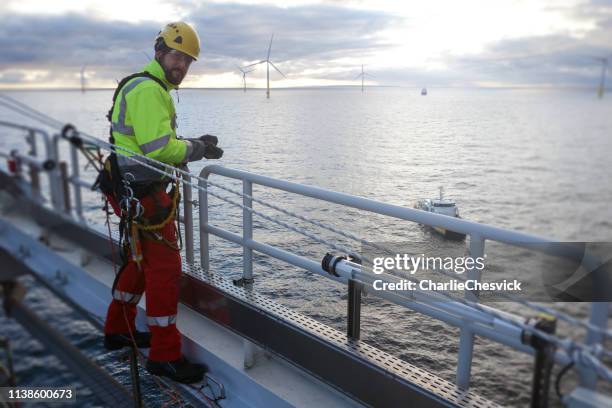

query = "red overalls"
[104,189,182,362]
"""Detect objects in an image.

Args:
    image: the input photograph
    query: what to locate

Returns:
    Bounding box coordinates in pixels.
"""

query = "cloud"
[0,13,158,68]
[0,3,401,86]
[428,1,612,88]
[188,3,401,63]
[0,0,610,88]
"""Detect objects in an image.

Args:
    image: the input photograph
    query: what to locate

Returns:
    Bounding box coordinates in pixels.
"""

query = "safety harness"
[92,71,182,274]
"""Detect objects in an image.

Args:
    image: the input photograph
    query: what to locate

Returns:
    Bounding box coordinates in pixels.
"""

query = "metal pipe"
[580,302,610,389]
[69,143,84,219]
[59,161,71,214]
[182,172,194,264]
[9,152,55,172]
[70,178,93,189]
[26,129,41,196]
[456,235,486,389]
[200,165,584,261]
[243,180,253,287]
[198,175,210,271]
[49,134,66,211]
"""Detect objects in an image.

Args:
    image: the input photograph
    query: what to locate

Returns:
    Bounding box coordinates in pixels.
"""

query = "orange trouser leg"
[103,191,182,362]
[143,220,182,362]
[104,261,145,334]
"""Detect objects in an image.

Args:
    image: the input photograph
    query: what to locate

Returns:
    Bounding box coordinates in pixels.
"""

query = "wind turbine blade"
[243,60,266,69]
[269,61,285,77]
[267,34,274,61]
[353,73,364,80]
[364,73,375,78]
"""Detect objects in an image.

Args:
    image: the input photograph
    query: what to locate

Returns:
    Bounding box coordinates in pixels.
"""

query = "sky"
[0,0,611,89]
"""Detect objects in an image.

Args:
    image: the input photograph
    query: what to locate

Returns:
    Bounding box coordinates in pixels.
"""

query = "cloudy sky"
[0,0,611,89]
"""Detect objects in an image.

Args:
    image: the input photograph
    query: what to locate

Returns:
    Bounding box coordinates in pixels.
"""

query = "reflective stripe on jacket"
[110,59,190,182]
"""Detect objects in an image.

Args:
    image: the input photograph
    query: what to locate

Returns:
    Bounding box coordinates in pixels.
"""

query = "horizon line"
[0,85,608,92]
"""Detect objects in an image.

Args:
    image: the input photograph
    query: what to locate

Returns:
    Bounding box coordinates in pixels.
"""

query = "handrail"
[200,165,585,261]
[0,121,63,209]
[198,164,610,391]
[2,116,609,396]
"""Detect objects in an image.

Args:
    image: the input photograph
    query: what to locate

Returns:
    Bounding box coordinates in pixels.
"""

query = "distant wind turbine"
[242,34,286,99]
[237,66,255,92]
[354,65,374,92]
[80,66,87,93]
[591,54,612,98]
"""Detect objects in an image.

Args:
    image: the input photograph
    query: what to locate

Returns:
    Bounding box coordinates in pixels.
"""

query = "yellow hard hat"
[156,22,200,60]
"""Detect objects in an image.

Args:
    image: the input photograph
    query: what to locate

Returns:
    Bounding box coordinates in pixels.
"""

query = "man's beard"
[159,59,184,85]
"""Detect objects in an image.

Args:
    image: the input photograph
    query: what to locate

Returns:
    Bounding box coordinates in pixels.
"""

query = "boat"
[415,187,466,240]
[421,88,427,95]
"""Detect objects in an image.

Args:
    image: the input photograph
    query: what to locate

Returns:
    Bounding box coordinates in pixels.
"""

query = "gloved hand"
[199,134,218,146]
[204,144,223,159]
[185,140,223,162]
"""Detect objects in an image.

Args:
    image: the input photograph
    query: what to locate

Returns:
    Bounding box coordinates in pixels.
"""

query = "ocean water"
[1,87,611,407]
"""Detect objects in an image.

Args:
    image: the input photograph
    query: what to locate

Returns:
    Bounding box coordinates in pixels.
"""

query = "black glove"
[204,144,223,159]
[186,140,207,162]
[186,140,224,162]
[199,134,218,146]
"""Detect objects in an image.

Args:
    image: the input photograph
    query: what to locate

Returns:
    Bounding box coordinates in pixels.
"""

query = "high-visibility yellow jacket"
[109,59,190,183]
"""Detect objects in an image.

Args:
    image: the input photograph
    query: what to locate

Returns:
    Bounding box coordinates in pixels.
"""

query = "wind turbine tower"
[80,66,87,93]
[238,66,255,92]
[593,55,611,98]
[243,34,286,99]
[354,65,374,92]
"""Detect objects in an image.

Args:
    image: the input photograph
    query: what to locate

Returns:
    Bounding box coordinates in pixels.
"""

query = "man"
[101,22,223,384]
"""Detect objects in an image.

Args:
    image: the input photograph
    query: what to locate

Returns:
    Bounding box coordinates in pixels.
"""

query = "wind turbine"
[592,55,611,98]
[80,65,87,93]
[354,65,374,92]
[243,34,286,99]
[237,66,255,92]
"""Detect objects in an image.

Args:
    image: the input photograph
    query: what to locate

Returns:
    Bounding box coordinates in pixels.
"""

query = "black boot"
[104,331,151,350]
[145,357,207,384]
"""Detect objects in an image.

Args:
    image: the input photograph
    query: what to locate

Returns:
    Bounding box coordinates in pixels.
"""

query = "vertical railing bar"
[69,143,84,220]
[242,179,256,368]
[243,180,253,285]
[183,173,194,264]
[26,129,41,196]
[579,302,609,389]
[199,174,210,271]
[456,234,485,389]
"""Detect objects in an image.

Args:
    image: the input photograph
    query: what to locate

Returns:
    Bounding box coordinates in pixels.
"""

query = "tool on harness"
[119,175,145,270]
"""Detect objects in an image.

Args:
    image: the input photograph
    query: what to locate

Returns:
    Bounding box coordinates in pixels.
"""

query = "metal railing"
[1,120,610,398]
[195,164,610,391]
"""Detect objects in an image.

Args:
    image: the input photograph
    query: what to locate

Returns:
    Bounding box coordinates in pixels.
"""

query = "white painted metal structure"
[0,114,611,407]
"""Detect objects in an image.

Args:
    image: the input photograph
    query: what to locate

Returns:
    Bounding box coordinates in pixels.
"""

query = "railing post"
[242,180,253,288]
[182,173,194,264]
[69,143,83,220]
[456,234,485,389]
[26,130,41,196]
[242,179,256,368]
[199,174,210,272]
[579,302,609,389]
[59,162,71,214]
[347,278,363,339]
[50,134,65,211]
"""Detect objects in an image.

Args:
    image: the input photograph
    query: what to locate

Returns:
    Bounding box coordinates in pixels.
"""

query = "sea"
[1,87,611,407]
